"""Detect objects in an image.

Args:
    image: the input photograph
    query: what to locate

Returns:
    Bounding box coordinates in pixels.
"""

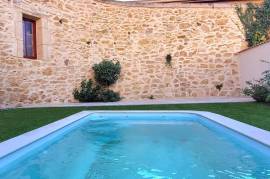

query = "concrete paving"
[18,97,254,108]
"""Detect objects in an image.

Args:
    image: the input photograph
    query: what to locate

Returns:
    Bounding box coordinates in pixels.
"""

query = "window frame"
[23,17,37,59]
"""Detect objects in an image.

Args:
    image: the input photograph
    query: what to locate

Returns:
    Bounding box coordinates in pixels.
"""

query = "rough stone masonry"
[0,0,246,106]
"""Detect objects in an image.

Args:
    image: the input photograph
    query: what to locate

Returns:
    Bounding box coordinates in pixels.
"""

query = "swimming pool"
[0,111,269,178]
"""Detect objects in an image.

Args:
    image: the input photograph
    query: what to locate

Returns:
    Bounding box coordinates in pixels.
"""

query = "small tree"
[92,60,121,86]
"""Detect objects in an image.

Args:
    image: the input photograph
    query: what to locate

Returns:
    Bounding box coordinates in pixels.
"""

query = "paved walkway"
[20,97,254,108]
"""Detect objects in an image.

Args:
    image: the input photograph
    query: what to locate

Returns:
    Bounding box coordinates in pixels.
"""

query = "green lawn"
[0,102,269,142]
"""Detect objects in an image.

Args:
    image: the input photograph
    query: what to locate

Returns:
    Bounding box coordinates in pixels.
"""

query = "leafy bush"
[148,95,154,100]
[243,83,269,102]
[93,60,121,86]
[74,60,122,102]
[73,79,120,102]
[97,87,121,102]
[243,70,270,102]
[73,79,95,102]
[262,70,270,85]
[266,94,270,103]
[236,0,270,47]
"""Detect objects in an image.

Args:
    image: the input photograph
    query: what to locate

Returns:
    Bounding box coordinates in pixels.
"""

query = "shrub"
[93,60,121,86]
[236,0,270,47]
[73,79,95,102]
[97,87,121,102]
[243,83,269,102]
[262,70,270,85]
[266,94,270,103]
[73,79,121,102]
[243,70,270,102]
[148,95,154,100]
[74,60,122,102]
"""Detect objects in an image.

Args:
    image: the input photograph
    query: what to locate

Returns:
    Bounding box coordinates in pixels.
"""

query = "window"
[23,17,37,59]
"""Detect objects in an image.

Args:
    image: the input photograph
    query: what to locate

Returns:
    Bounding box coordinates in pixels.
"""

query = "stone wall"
[0,0,245,107]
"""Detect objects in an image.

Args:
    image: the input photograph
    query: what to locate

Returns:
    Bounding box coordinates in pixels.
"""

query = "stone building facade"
[0,0,246,106]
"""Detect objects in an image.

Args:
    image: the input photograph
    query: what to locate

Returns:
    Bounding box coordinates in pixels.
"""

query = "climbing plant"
[236,0,270,47]
[165,54,172,67]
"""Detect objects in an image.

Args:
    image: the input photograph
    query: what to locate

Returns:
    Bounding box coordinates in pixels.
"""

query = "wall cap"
[236,39,270,55]
[96,0,256,8]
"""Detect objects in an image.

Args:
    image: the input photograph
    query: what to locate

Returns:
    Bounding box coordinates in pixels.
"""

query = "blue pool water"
[0,113,270,179]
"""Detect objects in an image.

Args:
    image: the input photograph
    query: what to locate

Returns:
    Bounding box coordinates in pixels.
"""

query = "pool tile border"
[0,110,269,159]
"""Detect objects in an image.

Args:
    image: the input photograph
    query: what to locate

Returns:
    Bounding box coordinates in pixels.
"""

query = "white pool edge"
[0,111,92,159]
[0,110,269,159]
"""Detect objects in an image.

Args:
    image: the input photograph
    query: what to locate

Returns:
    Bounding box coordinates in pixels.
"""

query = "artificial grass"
[0,102,269,142]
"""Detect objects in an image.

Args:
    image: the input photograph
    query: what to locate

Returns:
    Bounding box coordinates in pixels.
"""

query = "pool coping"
[0,110,270,159]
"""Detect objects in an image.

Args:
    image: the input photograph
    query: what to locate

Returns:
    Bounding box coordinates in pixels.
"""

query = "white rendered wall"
[238,41,270,89]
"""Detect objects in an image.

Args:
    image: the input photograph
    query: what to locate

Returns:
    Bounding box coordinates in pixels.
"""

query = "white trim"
[0,110,269,159]
[0,111,92,159]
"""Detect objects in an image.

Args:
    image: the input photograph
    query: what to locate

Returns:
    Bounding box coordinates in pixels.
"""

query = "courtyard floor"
[20,96,254,108]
